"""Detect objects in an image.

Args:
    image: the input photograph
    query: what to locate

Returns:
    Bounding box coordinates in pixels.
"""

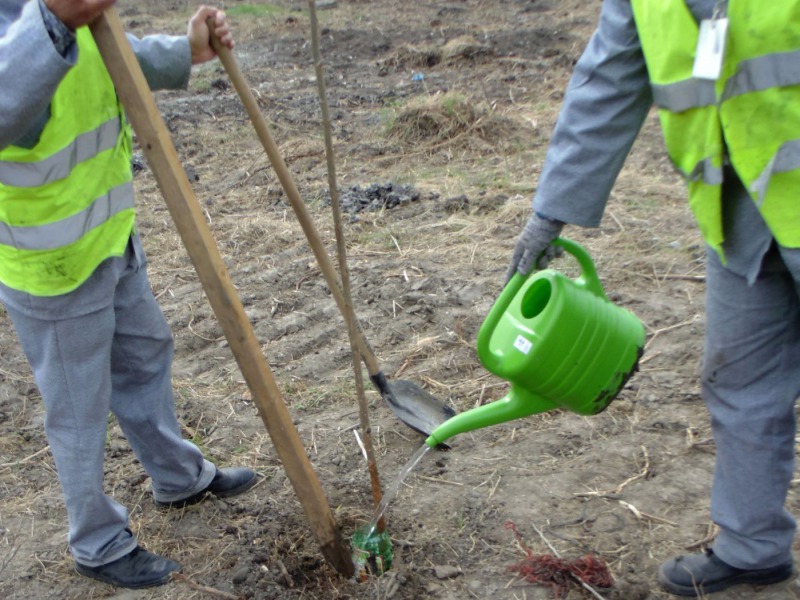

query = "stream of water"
[351,442,432,572]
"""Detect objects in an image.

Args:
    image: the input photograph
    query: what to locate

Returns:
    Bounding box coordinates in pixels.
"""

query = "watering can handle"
[553,238,607,300]
[477,238,607,372]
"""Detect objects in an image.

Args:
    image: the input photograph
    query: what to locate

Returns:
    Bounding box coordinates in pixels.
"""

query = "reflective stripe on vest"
[724,50,800,100]
[651,79,715,112]
[0,181,133,250]
[631,0,800,251]
[688,157,723,186]
[751,138,800,205]
[652,49,800,113]
[0,118,121,187]
[0,28,134,296]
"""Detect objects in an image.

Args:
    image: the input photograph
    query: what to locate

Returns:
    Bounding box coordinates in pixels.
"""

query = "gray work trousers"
[705,243,800,570]
[2,240,214,566]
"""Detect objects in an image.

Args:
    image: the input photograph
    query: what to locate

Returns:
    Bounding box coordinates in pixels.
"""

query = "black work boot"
[155,467,258,509]
[658,549,793,597]
[75,546,181,588]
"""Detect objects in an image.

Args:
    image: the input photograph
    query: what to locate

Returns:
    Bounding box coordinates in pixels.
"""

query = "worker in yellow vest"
[507,0,799,596]
[0,0,256,589]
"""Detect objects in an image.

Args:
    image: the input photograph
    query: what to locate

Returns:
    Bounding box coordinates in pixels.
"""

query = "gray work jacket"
[0,0,192,150]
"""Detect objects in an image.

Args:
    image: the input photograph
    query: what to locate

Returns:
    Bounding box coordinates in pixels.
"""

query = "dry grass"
[387,92,523,151]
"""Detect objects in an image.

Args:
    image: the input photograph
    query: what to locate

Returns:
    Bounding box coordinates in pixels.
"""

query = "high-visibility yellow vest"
[0,27,135,296]
[630,0,800,254]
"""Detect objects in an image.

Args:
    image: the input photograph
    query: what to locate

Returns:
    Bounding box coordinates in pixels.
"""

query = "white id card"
[692,18,728,80]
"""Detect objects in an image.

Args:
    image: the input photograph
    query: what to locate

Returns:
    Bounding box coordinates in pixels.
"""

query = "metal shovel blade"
[383,379,456,438]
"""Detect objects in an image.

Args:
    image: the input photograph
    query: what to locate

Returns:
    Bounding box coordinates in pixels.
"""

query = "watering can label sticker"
[513,335,532,355]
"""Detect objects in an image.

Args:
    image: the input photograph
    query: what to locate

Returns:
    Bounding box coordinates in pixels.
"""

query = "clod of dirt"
[231,566,250,585]
[378,571,403,598]
[331,182,423,216]
[607,577,650,600]
[441,35,492,61]
[210,77,229,91]
[391,44,442,69]
[433,564,462,579]
[443,194,469,213]
[791,577,800,594]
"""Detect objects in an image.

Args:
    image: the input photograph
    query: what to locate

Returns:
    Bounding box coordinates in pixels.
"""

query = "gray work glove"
[504,212,565,284]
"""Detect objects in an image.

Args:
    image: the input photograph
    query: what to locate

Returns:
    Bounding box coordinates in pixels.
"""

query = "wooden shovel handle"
[208,32,383,377]
[90,8,353,576]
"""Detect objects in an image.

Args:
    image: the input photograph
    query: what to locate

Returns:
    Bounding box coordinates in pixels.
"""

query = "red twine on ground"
[504,520,614,598]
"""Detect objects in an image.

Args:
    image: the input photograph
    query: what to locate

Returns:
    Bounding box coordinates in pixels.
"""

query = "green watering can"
[425,238,645,447]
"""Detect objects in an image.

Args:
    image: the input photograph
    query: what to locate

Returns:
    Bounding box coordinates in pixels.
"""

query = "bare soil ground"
[3,1,800,599]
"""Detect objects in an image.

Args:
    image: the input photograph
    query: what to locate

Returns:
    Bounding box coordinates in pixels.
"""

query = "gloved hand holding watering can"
[426,232,646,447]
[504,212,565,283]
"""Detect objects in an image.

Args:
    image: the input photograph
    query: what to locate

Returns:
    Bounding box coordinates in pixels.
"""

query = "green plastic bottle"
[351,525,393,577]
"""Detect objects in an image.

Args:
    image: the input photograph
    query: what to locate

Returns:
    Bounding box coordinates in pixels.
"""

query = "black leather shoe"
[75,546,180,588]
[156,467,258,509]
[658,549,792,597]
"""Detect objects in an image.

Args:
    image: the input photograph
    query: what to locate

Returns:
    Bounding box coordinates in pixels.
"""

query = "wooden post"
[89,9,354,576]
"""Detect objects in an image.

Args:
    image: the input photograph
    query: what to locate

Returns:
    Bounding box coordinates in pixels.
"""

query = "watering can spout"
[424,387,558,447]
